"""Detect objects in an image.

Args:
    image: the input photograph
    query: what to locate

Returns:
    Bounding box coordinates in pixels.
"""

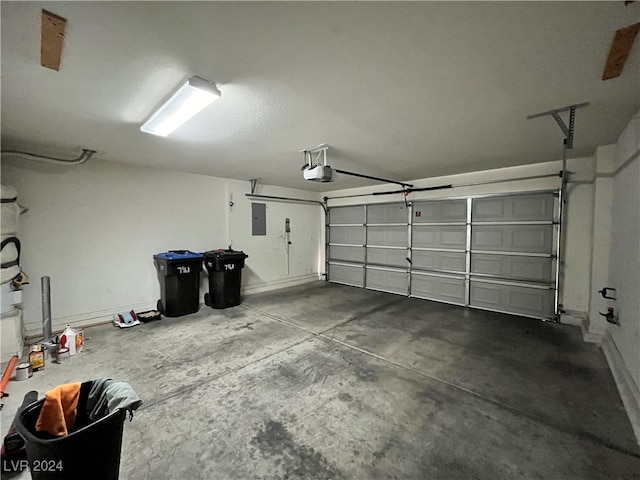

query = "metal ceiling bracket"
[527,101,589,322]
[551,110,572,146]
[301,144,329,168]
[250,178,261,195]
[526,102,589,149]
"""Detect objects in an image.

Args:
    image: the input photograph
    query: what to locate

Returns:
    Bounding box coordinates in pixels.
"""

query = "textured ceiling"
[1,1,639,191]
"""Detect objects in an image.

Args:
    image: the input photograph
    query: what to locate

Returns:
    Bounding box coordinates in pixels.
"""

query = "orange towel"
[35,382,81,436]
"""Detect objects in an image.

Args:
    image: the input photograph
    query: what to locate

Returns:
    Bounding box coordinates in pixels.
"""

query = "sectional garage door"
[327,192,559,320]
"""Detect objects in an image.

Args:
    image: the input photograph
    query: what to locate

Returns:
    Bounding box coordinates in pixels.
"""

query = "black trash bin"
[14,399,126,480]
[203,249,248,309]
[153,250,203,317]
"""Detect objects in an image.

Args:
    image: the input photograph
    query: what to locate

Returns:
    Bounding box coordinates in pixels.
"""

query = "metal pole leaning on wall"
[41,276,52,342]
[527,102,589,320]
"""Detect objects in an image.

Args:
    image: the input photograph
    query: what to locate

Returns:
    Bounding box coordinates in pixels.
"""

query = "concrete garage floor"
[2,281,640,479]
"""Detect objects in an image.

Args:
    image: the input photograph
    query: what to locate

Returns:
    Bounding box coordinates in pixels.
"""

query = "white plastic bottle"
[62,324,77,356]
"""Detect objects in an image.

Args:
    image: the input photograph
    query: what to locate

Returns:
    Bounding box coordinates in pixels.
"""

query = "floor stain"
[338,392,353,402]
[251,420,341,479]
[234,322,255,331]
[222,309,247,320]
[543,359,595,380]
[345,333,367,341]
[278,363,300,380]
[372,440,394,465]
[355,367,378,383]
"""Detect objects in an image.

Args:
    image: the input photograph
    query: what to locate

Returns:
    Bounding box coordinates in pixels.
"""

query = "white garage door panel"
[412,199,467,223]
[329,263,364,287]
[367,204,407,224]
[366,267,407,295]
[471,253,553,283]
[471,225,553,253]
[330,206,364,224]
[412,250,466,273]
[330,226,365,245]
[328,190,558,321]
[412,225,467,249]
[329,245,365,264]
[473,193,555,222]
[367,247,409,267]
[411,273,466,305]
[367,225,407,247]
[469,280,554,319]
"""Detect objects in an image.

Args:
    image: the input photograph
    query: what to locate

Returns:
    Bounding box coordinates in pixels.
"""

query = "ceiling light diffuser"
[140,76,221,137]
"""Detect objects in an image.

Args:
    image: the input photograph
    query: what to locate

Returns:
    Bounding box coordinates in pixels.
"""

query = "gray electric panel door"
[469,192,557,319]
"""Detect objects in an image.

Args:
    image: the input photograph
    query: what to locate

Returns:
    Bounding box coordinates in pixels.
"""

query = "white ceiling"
[1,1,639,191]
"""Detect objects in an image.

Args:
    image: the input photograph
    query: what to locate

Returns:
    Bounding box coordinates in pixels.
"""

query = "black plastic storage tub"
[14,399,126,480]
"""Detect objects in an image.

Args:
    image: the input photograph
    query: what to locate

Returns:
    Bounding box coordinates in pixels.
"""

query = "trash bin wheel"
[156,299,163,315]
[204,293,210,307]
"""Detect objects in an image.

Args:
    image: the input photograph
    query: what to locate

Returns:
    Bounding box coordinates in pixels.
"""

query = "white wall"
[0,158,321,336]
[607,110,640,393]
[325,156,597,316]
[586,146,616,335]
[582,109,640,443]
[609,155,639,386]
[227,181,323,293]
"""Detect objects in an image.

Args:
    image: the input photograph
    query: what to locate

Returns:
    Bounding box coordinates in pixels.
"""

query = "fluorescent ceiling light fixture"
[140,75,221,137]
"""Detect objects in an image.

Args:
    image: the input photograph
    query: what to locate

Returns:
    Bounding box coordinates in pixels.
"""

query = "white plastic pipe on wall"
[1,149,96,166]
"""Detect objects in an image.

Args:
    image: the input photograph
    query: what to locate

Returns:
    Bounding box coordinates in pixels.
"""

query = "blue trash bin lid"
[154,250,203,261]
